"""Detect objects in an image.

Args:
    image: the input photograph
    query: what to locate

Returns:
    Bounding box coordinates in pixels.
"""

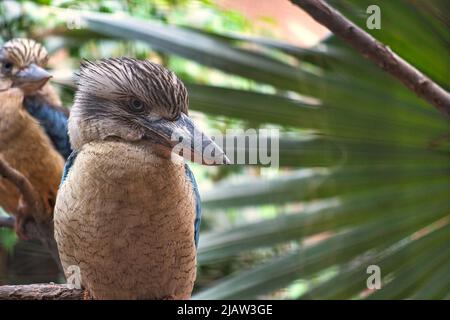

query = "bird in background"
[0,38,71,159]
[54,58,229,299]
[0,38,67,238]
[0,88,64,239]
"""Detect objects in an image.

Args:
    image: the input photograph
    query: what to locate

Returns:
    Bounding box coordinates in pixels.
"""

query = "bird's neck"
[0,89,27,148]
[27,82,62,107]
[80,140,186,180]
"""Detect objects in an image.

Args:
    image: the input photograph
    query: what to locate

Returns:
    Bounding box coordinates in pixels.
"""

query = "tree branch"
[290,0,450,118]
[0,156,63,272]
[0,156,44,221]
[0,284,84,300]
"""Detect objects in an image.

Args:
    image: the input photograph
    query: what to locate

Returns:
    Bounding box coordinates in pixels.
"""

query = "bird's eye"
[129,99,145,112]
[2,61,13,73]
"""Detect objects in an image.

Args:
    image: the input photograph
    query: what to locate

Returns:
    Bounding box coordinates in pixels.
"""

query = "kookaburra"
[0,38,68,238]
[0,38,71,158]
[54,58,229,299]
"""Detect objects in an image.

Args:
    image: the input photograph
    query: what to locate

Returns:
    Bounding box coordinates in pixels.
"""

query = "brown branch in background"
[0,156,62,271]
[0,156,44,221]
[290,0,450,118]
[0,284,83,300]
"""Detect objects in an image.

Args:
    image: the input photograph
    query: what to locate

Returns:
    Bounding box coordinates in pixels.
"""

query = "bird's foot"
[14,196,37,240]
[14,211,32,240]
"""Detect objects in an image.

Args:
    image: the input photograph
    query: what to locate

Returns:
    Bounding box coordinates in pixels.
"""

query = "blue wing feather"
[60,150,78,188]
[24,98,72,159]
[184,164,202,248]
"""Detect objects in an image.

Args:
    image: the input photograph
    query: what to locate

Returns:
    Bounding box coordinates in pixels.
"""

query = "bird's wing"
[184,164,202,248]
[60,150,78,188]
[23,97,72,160]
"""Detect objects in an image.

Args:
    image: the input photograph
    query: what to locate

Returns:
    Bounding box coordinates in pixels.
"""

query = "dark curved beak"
[13,63,52,91]
[142,113,230,165]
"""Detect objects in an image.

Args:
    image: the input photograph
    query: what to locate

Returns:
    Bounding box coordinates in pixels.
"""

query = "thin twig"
[0,156,44,221]
[0,156,63,272]
[290,0,450,118]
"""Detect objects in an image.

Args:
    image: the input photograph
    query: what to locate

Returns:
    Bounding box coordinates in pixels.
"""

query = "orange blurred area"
[217,0,329,47]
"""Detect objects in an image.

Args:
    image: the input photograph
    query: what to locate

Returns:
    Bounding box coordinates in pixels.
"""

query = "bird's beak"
[13,63,52,92]
[142,113,230,165]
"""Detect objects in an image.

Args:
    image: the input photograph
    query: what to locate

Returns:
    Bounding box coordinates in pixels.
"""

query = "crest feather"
[76,57,189,116]
[1,38,49,68]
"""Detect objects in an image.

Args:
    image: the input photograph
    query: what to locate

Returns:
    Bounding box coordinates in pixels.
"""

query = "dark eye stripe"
[3,61,13,69]
[129,99,145,112]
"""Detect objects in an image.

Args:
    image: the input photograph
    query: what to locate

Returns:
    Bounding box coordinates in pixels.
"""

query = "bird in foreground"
[0,38,71,159]
[0,39,67,238]
[54,58,229,299]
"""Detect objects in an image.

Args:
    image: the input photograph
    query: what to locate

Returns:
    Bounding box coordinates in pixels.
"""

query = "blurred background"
[0,0,449,299]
